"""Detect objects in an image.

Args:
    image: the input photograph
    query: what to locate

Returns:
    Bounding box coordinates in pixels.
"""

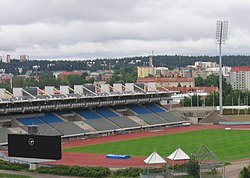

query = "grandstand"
[0,83,189,145]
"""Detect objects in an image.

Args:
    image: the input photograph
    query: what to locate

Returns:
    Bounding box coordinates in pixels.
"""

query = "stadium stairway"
[127,116,149,126]
[73,121,97,132]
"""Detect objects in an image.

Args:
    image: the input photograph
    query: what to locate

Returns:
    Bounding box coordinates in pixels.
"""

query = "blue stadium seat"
[145,104,166,113]
[38,113,63,123]
[17,117,44,125]
[96,108,118,118]
[76,109,103,119]
[127,105,151,114]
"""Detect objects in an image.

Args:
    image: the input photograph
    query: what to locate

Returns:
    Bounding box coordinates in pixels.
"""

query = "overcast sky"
[0,0,250,59]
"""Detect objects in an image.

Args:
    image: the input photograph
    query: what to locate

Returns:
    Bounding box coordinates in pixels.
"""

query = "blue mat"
[106,154,131,159]
[219,122,250,125]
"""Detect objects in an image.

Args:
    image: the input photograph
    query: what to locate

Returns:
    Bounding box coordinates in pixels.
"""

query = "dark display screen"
[8,134,61,160]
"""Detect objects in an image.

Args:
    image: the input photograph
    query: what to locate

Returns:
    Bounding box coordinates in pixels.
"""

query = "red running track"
[43,124,250,167]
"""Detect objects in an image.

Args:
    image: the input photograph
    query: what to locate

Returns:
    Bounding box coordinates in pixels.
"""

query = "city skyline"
[0,0,250,59]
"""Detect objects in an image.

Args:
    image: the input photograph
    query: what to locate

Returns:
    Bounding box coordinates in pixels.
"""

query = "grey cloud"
[0,0,250,59]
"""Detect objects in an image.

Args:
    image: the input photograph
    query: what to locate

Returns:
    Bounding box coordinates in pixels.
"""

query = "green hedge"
[0,160,29,171]
[0,173,31,178]
[223,109,250,115]
[112,167,143,177]
[37,165,110,178]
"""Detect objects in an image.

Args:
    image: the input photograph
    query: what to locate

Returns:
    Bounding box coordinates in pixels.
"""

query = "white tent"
[167,148,190,175]
[167,148,190,160]
[144,151,166,164]
[142,151,167,177]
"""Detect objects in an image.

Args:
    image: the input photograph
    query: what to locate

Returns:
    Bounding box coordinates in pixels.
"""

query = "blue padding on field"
[219,122,250,125]
[106,154,131,159]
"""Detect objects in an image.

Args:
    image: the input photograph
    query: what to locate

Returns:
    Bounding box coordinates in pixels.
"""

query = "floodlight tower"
[216,21,228,115]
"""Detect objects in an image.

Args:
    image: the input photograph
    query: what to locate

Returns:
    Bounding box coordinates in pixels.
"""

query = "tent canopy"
[167,148,190,161]
[144,151,166,164]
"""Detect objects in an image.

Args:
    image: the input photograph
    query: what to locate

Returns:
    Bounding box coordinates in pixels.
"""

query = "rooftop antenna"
[216,20,228,115]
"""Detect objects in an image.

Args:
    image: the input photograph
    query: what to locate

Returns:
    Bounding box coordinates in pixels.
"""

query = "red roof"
[231,66,250,72]
[157,86,218,93]
[137,77,194,83]
[60,71,82,75]
[58,71,82,78]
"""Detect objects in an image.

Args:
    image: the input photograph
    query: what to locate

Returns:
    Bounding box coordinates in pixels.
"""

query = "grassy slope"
[64,129,250,161]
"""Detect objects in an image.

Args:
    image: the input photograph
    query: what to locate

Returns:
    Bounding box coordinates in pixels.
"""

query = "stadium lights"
[216,21,228,115]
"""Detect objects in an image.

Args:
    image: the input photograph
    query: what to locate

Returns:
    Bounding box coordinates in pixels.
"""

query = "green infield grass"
[64,129,250,161]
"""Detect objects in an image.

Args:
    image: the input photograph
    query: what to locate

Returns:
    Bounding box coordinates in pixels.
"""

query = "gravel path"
[224,159,250,178]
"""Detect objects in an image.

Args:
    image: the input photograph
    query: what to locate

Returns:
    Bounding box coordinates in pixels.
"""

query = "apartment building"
[230,66,250,90]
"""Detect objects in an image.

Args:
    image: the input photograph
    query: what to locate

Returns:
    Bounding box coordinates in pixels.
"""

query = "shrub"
[112,167,143,177]
[240,167,250,178]
[37,165,110,177]
[0,160,29,171]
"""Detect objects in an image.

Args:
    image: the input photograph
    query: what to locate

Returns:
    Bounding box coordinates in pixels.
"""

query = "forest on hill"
[1,55,250,75]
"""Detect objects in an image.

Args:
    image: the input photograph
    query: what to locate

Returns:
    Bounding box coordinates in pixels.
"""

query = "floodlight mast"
[216,21,228,115]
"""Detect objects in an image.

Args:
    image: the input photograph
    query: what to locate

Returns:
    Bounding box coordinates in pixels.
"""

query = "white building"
[155,67,169,76]
[2,55,11,63]
[230,66,250,90]
[194,61,218,69]
[205,66,231,76]
[20,55,29,62]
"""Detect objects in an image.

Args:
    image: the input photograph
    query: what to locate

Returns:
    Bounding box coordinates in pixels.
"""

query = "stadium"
[0,82,250,177]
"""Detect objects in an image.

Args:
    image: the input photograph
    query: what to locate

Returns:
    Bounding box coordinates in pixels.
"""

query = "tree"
[107,66,137,85]
[66,74,83,87]
[195,76,204,86]
[186,159,200,178]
